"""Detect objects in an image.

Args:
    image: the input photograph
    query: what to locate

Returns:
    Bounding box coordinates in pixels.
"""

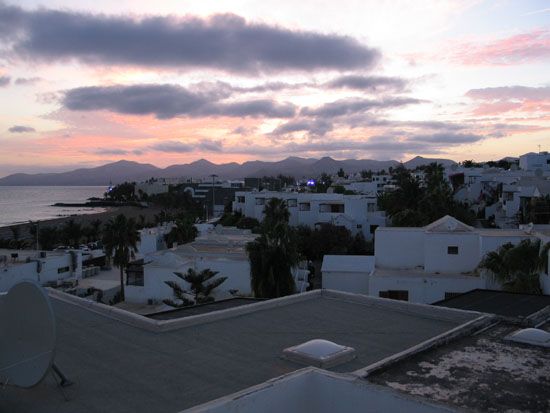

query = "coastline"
[0,206,162,244]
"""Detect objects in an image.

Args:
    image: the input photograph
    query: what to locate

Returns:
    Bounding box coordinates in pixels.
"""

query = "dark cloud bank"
[0,3,378,73]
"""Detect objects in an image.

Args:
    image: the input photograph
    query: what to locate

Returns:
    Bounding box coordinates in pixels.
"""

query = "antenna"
[0,281,71,388]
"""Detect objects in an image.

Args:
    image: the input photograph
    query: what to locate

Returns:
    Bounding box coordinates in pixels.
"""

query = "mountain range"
[0,156,456,186]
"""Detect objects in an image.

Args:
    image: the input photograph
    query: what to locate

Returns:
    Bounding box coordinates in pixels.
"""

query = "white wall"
[369,273,485,304]
[424,233,480,273]
[125,258,251,304]
[0,251,81,292]
[323,271,369,294]
[375,229,424,269]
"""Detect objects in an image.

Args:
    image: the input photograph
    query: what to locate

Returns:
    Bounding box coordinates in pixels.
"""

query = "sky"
[0,0,549,177]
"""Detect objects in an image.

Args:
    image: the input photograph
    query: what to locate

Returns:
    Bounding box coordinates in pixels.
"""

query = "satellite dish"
[0,281,56,388]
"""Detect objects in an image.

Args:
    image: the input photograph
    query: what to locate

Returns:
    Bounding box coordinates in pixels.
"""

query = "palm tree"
[479,239,550,294]
[164,268,227,307]
[102,214,140,301]
[247,199,298,298]
[263,198,290,230]
[62,219,82,247]
[164,216,198,247]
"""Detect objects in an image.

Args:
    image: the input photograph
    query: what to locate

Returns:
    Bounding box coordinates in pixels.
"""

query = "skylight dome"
[282,339,356,368]
[505,328,550,348]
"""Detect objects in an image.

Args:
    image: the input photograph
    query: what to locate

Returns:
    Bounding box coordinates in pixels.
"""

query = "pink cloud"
[466,85,550,116]
[453,29,550,65]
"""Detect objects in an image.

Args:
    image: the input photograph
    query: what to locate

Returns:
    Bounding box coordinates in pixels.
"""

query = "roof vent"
[282,339,356,368]
[505,328,550,348]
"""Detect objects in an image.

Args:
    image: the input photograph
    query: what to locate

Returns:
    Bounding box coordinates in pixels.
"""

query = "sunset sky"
[0,0,549,177]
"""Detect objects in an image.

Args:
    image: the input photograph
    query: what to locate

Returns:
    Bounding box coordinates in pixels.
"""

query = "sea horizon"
[0,186,107,228]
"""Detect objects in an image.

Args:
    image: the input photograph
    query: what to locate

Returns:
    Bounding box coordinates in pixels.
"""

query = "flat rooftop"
[370,322,550,412]
[434,289,550,318]
[1,290,478,413]
[147,297,265,320]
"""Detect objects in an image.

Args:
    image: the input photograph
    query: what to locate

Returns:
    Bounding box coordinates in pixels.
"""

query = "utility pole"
[210,174,218,220]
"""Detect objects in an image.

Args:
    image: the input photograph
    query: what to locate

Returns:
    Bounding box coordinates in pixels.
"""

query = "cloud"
[149,141,194,153]
[0,75,10,87]
[147,138,224,154]
[0,4,379,73]
[92,148,130,155]
[63,84,296,119]
[466,85,550,115]
[410,132,483,144]
[14,76,41,85]
[467,86,550,101]
[271,119,333,136]
[325,75,407,92]
[452,29,550,66]
[301,97,424,117]
[8,125,36,133]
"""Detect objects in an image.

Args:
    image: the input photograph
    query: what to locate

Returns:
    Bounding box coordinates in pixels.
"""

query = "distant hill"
[0,156,456,186]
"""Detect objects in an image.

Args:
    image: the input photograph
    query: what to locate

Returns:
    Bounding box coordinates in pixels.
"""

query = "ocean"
[0,186,108,227]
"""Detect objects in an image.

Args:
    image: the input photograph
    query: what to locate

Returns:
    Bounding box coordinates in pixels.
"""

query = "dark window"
[126,259,145,286]
[356,224,362,229]
[447,246,459,255]
[379,290,408,301]
[57,266,70,274]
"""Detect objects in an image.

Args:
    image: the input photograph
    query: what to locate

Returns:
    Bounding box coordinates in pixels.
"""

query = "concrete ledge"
[156,290,322,332]
[320,289,483,323]
[352,313,495,378]
[48,288,158,331]
[48,288,323,333]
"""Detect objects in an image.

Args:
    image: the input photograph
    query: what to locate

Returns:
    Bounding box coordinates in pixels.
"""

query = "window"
[299,202,311,211]
[57,266,70,274]
[236,196,245,203]
[367,203,376,212]
[370,225,379,234]
[319,203,344,213]
[356,224,362,229]
[126,260,145,286]
[255,198,265,206]
[287,199,297,207]
[379,290,409,301]
[447,246,459,255]
[444,292,462,300]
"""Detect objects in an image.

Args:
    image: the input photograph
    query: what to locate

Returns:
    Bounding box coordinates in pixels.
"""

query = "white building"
[137,223,175,255]
[369,215,550,303]
[0,248,105,292]
[233,191,385,240]
[519,151,550,171]
[321,255,374,295]
[126,226,311,305]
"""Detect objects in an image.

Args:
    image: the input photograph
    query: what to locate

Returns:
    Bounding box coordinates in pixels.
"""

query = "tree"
[246,198,298,298]
[62,219,82,247]
[102,214,140,301]
[378,164,474,227]
[263,198,290,230]
[38,227,59,250]
[164,215,198,247]
[337,168,346,178]
[479,239,550,294]
[105,182,136,202]
[164,268,227,307]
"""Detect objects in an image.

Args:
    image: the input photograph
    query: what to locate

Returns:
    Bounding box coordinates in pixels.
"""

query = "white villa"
[125,226,310,305]
[320,215,550,304]
[233,191,386,240]
[0,247,105,292]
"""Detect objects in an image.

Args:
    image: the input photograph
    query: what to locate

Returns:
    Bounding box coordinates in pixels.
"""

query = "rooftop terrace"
[1,290,480,413]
